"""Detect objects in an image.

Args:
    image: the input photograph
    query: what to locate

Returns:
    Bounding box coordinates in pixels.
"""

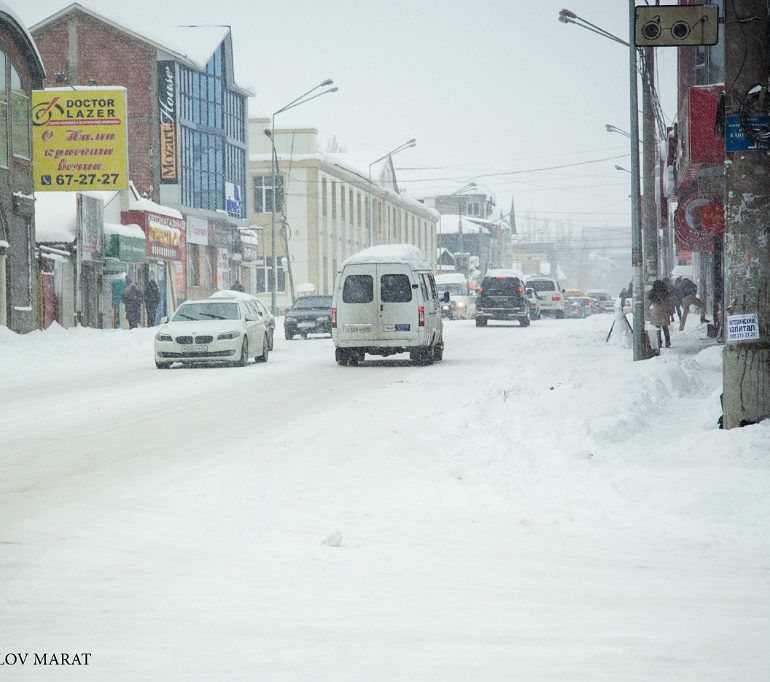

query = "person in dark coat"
[649,279,672,348]
[677,277,706,330]
[231,280,245,292]
[121,278,143,329]
[144,279,160,326]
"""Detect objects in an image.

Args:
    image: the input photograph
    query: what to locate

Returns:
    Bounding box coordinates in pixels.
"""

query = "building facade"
[0,3,45,333]
[248,119,439,310]
[32,3,253,309]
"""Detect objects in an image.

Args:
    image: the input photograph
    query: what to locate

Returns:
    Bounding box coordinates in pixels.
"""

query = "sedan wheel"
[256,334,269,363]
[155,360,172,369]
[268,330,274,351]
[236,338,249,367]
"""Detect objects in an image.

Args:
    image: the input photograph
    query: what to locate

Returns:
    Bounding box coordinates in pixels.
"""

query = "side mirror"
[160,316,168,324]
[442,291,450,303]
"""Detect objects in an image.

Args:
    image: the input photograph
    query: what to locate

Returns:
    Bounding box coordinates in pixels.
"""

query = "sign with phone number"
[726,313,760,343]
[32,87,129,192]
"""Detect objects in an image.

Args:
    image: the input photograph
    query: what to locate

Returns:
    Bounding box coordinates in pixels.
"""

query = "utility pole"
[722,0,770,428]
[641,45,658,310]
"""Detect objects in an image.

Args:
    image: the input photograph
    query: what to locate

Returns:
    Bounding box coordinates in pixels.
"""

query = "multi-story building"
[31,3,254,307]
[248,119,438,310]
[0,2,45,333]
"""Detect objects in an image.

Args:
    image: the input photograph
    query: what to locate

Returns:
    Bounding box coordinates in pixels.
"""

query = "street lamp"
[269,79,338,314]
[606,123,632,139]
[614,164,631,173]
[559,4,645,362]
[367,138,416,246]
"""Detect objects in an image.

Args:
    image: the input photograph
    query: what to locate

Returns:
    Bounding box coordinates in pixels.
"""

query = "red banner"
[675,193,724,252]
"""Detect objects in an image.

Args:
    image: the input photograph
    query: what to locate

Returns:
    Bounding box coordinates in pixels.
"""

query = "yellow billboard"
[32,87,129,192]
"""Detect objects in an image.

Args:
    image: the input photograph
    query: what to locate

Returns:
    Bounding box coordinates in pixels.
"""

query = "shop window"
[10,66,29,159]
[0,52,7,167]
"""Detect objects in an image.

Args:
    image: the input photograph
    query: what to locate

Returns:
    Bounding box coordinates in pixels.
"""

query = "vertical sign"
[32,87,129,191]
[158,61,178,184]
[78,193,104,262]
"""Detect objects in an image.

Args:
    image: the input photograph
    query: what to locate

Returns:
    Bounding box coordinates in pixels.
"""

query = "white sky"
[20,0,678,248]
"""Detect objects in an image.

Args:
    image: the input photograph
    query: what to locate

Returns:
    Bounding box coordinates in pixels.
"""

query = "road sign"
[725,115,770,152]
[635,4,719,47]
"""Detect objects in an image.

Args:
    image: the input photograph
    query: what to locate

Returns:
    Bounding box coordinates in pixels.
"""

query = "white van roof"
[435,272,467,284]
[343,244,431,270]
[485,268,525,279]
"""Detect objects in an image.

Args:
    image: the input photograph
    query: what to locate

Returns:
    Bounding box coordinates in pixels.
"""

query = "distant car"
[154,297,269,369]
[584,289,615,313]
[563,297,584,319]
[525,287,541,320]
[435,272,473,320]
[577,296,599,315]
[285,295,333,339]
[475,269,530,327]
[210,290,275,350]
[524,276,565,318]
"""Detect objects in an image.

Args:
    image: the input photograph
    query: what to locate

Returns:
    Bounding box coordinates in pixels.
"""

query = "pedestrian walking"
[231,280,245,292]
[144,279,160,326]
[650,279,672,348]
[672,276,684,322]
[121,278,143,330]
[677,277,707,331]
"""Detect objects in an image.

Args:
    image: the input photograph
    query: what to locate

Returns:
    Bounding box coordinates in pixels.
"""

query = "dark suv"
[284,295,333,339]
[474,270,530,327]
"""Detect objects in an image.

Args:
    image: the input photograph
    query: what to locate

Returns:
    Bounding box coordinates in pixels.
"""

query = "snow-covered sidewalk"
[1,315,768,681]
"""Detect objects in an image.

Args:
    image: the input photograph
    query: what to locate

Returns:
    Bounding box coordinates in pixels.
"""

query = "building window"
[254,262,286,293]
[0,52,7,167]
[253,174,283,213]
[465,201,481,217]
[10,66,30,159]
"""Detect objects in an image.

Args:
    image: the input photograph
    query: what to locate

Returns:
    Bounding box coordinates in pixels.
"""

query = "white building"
[247,119,439,310]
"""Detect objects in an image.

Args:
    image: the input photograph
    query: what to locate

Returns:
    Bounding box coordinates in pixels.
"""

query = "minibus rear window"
[342,275,373,303]
[380,274,413,303]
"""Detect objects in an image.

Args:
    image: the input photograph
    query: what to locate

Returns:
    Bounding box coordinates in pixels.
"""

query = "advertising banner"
[157,61,178,184]
[105,234,145,262]
[674,193,723,252]
[32,87,129,191]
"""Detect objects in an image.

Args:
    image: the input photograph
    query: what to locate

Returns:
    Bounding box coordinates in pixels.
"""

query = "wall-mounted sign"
[158,61,178,184]
[635,4,719,46]
[186,215,209,245]
[78,193,104,262]
[675,193,723,252]
[726,313,760,343]
[122,209,184,261]
[226,182,242,214]
[725,115,770,152]
[32,87,129,191]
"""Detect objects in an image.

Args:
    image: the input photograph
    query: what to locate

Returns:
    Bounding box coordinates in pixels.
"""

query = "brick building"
[32,3,254,302]
[0,2,45,333]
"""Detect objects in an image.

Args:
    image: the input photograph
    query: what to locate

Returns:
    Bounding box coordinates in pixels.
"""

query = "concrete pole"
[722,0,770,428]
[641,46,658,312]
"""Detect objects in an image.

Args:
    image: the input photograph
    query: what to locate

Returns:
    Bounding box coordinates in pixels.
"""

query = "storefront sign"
[674,193,723,252]
[122,209,184,261]
[157,61,178,183]
[210,222,234,250]
[241,239,258,263]
[187,215,209,245]
[105,234,145,262]
[726,313,760,343]
[78,194,104,262]
[32,87,129,191]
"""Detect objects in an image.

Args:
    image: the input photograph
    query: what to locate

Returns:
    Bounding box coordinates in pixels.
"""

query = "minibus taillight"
[418,305,425,327]
[331,307,337,328]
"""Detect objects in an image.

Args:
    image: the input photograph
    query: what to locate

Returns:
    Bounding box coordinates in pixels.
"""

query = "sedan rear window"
[527,279,556,292]
[380,274,412,302]
[481,277,523,296]
[294,296,332,309]
[342,275,373,303]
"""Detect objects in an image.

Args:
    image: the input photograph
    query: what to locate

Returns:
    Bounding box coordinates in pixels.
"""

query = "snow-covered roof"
[0,1,45,81]
[31,3,253,96]
[435,272,468,284]
[128,183,183,219]
[104,222,145,240]
[241,235,258,246]
[486,268,526,280]
[438,214,489,235]
[344,244,431,270]
[210,290,258,301]
[35,192,77,243]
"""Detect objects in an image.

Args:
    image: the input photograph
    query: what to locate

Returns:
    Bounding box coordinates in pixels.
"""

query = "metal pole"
[457,194,464,254]
[367,164,373,247]
[641,46,658,305]
[270,113,277,315]
[629,0,645,361]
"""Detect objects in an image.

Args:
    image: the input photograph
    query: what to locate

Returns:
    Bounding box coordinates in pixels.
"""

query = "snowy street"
[1,316,769,680]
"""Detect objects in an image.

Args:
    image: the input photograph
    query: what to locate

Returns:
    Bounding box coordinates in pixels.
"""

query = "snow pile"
[344,243,430,269]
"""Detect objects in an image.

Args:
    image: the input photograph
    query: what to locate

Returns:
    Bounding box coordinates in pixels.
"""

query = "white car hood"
[158,320,245,336]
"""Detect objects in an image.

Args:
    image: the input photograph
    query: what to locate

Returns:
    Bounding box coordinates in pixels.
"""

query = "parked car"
[525,287,541,320]
[210,289,275,350]
[563,297,584,319]
[435,272,473,320]
[475,269,530,327]
[584,289,615,313]
[332,244,444,365]
[524,276,565,318]
[154,297,269,369]
[284,295,333,339]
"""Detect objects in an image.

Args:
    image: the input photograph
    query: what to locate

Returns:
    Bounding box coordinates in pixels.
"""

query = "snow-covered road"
[1,316,768,680]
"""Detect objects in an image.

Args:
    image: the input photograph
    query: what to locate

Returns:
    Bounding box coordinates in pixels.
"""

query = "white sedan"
[154,297,269,369]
